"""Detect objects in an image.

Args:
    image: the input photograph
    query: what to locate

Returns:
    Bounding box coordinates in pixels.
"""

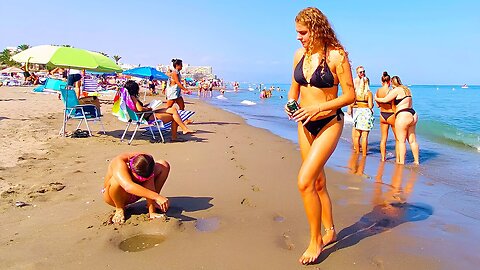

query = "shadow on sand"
[126,196,214,222]
[317,202,433,263]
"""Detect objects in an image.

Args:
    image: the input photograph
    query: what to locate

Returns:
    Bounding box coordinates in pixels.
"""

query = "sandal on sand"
[71,129,90,138]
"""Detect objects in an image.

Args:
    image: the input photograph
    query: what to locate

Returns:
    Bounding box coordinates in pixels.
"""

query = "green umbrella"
[12,45,122,73]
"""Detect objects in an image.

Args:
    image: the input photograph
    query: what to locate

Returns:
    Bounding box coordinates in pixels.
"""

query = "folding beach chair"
[120,107,165,145]
[112,87,165,145]
[58,87,106,137]
[83,78,101,93]
[148,110,195,133]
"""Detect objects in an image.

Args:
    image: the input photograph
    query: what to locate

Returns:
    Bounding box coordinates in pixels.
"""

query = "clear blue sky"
[1,0,479,84]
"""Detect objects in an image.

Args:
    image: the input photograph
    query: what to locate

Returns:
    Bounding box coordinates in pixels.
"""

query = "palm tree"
[17,44,30,51]
[0,49,15,66]
[113,55,122,64]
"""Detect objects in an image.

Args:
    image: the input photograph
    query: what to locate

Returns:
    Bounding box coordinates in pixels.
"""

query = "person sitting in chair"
[124,80,194,141]
[102,152,171,224]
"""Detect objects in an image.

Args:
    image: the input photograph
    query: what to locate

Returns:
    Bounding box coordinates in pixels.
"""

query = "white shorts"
[166,85,181,100]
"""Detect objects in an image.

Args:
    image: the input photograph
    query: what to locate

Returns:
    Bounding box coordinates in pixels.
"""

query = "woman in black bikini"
[375,76,419,164]
[376,71,397,161]
[285,7,355,264]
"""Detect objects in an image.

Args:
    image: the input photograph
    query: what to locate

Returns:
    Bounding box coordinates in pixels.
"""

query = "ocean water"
[196,83,480,192]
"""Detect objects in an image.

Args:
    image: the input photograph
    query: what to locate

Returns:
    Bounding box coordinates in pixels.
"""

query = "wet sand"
[0,86,478,269]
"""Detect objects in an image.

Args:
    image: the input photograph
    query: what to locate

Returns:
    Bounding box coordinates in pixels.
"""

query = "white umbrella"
[0,67,24,73]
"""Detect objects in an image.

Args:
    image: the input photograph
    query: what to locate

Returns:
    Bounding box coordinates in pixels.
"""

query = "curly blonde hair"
[295,7,344,56]
[295,7,346,74]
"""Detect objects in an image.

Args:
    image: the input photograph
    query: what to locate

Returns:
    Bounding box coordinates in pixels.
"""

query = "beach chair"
[147,110,195,133]
[112,87,165,144]
[58,87,106,137]
[42,78,67,93]
[120,107,165,145]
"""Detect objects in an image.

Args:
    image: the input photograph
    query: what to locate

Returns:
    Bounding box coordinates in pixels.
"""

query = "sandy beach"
[1,86,479,270]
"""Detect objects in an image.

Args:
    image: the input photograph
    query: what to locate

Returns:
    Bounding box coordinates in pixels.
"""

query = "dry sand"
[0,86,478,269]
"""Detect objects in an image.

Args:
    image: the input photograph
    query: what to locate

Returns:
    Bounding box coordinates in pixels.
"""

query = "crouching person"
[102,152,170,224]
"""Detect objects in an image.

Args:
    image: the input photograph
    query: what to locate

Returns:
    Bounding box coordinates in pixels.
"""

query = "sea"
[193,83,480,194]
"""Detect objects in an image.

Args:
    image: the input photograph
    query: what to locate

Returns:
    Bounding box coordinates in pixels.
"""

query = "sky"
[1,0,479,84]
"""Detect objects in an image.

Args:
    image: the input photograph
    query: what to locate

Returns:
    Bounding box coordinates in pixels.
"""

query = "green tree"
[17,44,30,51]
[0,49,18,67]
[113,55,122,64]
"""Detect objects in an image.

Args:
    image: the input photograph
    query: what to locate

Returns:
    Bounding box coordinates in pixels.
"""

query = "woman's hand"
[292,105,321,124]
[284,104,294,118]
[155,196,170,213]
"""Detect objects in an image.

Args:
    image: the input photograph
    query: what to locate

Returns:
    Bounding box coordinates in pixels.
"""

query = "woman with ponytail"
[376,71,397,161]
[375,76,419,164]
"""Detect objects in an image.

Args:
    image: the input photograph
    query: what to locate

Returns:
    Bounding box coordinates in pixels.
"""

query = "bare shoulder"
[327,47,349,64]
[294,47,305,62]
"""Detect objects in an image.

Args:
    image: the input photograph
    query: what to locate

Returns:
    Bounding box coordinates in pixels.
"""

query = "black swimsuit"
[303,109,344,137]
[394,94,416,117]
[294,47,343,136]
[380,111,395,120]
[294,57,338,89]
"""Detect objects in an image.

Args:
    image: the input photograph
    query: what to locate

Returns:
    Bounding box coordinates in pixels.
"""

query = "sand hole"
[118,234,165,252]
[195,217,220,232]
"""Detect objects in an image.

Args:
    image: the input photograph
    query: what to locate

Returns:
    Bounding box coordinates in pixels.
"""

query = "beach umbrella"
[12,45,122,73]
[0,67,24,73]
[122,66,169,81]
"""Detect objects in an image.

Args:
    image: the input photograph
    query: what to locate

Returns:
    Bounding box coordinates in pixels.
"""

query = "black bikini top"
[394,95,412,105]
[294,47,337,89]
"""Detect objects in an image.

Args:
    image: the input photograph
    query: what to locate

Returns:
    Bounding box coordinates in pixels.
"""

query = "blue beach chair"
[58,87,106,137]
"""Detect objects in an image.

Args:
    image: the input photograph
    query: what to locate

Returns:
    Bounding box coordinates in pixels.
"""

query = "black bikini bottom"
[303,109,344,137]
[380,111,394,121]
[395,108,416,117]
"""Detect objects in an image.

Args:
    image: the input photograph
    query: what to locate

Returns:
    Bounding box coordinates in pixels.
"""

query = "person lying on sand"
[102,152,171,224]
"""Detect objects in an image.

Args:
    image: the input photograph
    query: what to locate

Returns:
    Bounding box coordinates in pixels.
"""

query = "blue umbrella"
[122,66,169,81]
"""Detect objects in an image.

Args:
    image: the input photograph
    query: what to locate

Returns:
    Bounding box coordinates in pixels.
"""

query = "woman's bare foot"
[112,208,125,224]
[182,129,195,135]
[299,238,323,265]
[185,119,194,125]
[322,226,337,247]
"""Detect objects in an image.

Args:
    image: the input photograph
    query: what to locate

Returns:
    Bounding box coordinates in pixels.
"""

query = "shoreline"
[0,87,478,269]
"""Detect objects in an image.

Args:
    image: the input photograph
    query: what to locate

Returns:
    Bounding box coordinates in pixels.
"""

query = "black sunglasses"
[359,70,365,74]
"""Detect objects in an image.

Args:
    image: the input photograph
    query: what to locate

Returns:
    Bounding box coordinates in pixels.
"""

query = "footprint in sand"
[240,198,256,207]
[251,185,260,192]
[28,182,66,199]
[236,165,246,170]
[279,232,295,250]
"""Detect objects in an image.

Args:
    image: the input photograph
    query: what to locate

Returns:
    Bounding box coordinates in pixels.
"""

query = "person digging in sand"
[102,152,171,224]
